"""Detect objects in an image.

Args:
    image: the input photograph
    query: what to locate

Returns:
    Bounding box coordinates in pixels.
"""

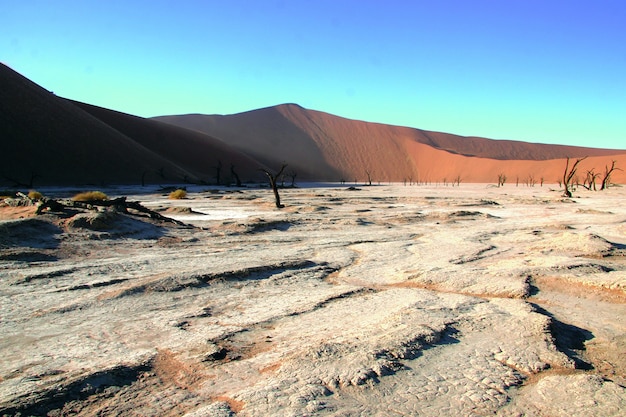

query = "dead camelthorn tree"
[214,160,222,185]
[600,160,622,190]
[562,156,587,197]
[497,173,507,187]
[230,164,242,187]
[286,169,298,187]
[582,168,600,191]
[261,164,288,208]
[3,171,40,188]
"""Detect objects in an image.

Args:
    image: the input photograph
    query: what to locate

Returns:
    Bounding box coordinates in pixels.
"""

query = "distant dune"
[155,104,626,184]
[2,63,625,186]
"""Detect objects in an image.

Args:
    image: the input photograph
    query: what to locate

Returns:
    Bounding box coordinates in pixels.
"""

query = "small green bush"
[28,190,44,200]
[72,191,109,202]
[168,189,187,199]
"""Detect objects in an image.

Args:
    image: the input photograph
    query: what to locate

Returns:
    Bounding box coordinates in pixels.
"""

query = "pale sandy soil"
[0,183,624,416]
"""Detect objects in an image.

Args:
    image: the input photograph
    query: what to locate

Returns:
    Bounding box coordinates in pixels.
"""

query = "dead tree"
[365,170,373,186]
[600,160,622,190]
[497,173,507,187]
[562,156,587,197]
[230,164,242,187]
[2,172,39,188]
[582,169,600,191]
[261,164,288,208]
[36,196,188,226]
[214,160,222,185]
[286,169,298,187]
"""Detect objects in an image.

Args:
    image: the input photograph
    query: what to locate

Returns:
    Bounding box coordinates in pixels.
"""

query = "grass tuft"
[72,191,109,202]
[168,189,187,200]
[28,190,44,200]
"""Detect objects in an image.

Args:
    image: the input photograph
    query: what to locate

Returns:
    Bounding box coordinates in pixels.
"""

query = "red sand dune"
[156,104,626,184]
[2,62,625,187]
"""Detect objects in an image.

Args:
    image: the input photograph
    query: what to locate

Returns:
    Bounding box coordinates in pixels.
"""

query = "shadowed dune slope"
[69,100,266,183]
[0,63,265,186]
[157,105,342,180]
[0,63,196,186]
[156,104,626,183]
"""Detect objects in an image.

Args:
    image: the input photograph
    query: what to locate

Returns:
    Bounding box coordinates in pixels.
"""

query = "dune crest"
[2,63,625,186]
[156,104,626,184]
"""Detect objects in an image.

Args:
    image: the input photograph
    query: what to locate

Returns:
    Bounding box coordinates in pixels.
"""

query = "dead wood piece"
[36,197,189,227]
[35,198,65,214]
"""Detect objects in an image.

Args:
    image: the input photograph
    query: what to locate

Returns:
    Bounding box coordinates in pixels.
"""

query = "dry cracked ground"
[1,184,625,416]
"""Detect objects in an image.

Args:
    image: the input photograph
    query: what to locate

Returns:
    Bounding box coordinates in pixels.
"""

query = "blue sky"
[2,0,625,149]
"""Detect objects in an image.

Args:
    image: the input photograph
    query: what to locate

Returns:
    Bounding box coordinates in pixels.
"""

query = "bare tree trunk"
[214,160,222,185]
[2,172,39,188]
[230,164,242,187]
[287,170,297,187]
[562,158,572,197]
[497,173,506,187]
[562,156,587,197]
[600,160,621,190]
[261,164,288,208]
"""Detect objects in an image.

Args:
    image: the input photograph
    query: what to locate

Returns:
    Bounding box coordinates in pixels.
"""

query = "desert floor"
[1,183,625,416]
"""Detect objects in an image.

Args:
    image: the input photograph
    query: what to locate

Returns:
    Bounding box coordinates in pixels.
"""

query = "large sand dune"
[1,184,624,415]
[2,63,624,187]
[155,104,626,183]
[0,64,265,186]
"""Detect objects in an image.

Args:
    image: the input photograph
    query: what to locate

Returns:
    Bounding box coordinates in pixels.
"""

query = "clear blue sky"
[2,0,625,149]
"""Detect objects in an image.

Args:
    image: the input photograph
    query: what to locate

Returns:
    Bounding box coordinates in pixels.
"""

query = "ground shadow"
[396,326,461,365]
[244,219,294,234]
[0,218,62,249]
[530,303,594,370]
[609,241,626,251]
[0,362,152,417]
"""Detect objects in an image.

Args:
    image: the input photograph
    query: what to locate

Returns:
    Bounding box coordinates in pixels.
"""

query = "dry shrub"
[168,189,187,199]
[72,191,109,202]
[28,190,43,200]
